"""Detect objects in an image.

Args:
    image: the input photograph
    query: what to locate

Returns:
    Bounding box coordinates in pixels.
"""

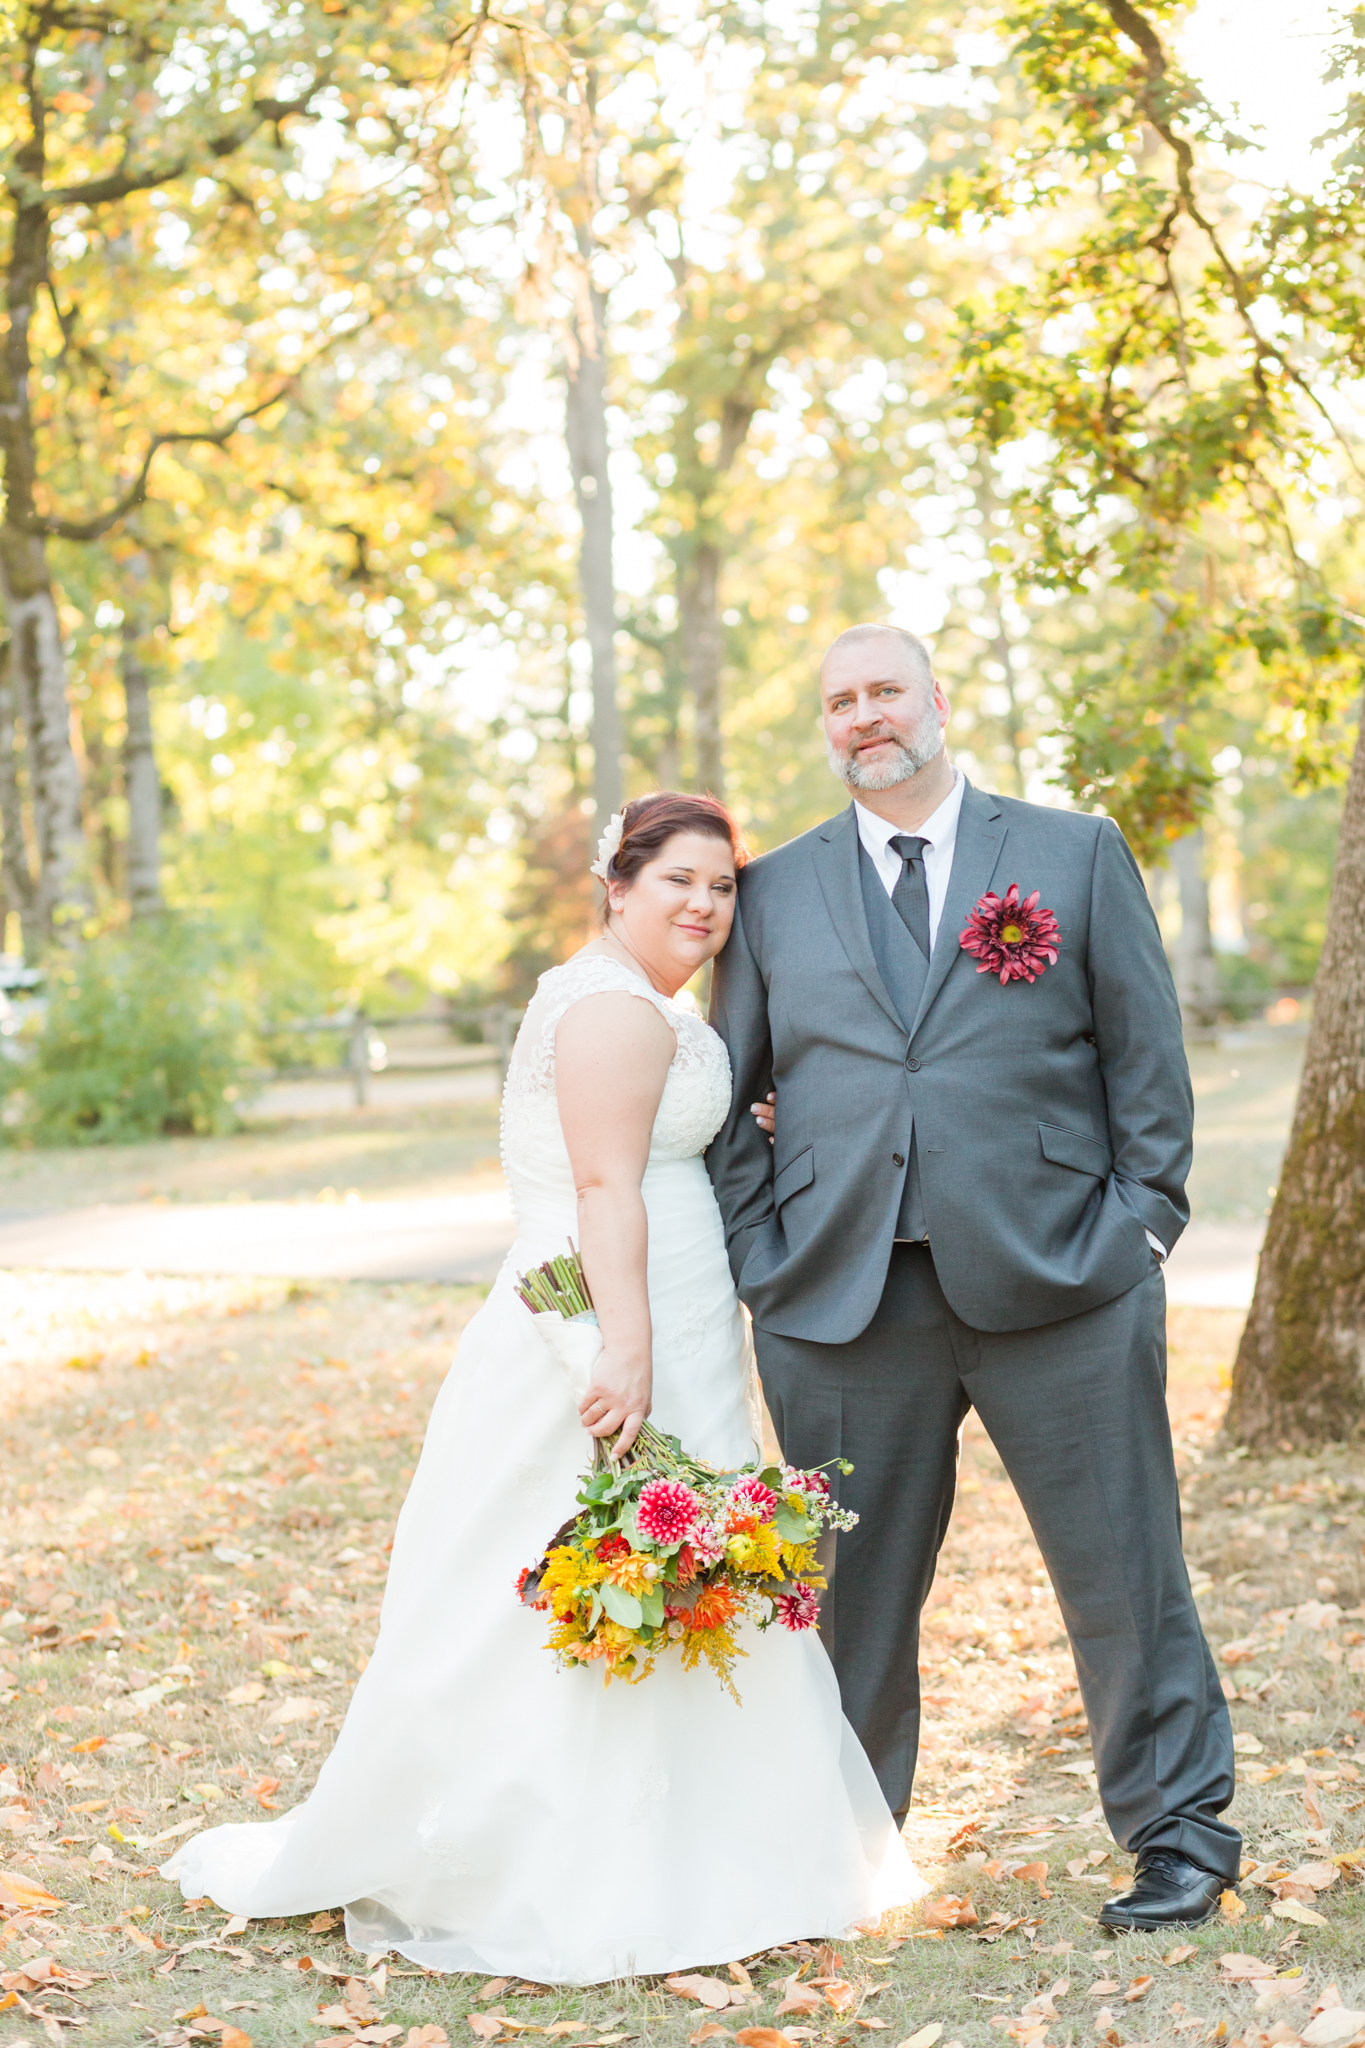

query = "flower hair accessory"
[959,882,1060,984]
[590,811,625,881]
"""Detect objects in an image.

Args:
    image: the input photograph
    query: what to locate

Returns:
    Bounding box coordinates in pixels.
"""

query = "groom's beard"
[825,706,944,791]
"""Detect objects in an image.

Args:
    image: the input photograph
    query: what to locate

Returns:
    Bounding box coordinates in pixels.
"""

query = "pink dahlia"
[784,1466,830,1501]
[959,883,1060,986]
[688,1521,726,1567]
[636,1477,700,1547]
[774,1585,821,1631]
[729,1476,778,1523]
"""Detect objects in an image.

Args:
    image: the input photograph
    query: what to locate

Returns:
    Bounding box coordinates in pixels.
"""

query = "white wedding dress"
[165,955,923,1982]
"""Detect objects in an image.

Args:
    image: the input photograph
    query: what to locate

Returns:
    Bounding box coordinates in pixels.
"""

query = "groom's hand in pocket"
[579,1350,652,1458]
[751,1090,776,1144]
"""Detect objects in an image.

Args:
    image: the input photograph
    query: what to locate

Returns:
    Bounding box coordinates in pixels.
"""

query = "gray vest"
[857,841,929,1241]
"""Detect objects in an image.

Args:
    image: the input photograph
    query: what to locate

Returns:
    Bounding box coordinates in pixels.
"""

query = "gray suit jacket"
[705,782,1192,1340]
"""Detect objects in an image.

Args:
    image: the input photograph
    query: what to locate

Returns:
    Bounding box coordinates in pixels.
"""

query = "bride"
[164,790,924,1983]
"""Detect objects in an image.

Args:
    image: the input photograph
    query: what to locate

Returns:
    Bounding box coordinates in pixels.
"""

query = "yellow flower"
[538,1543,606,1619]
[726,1522,783,1577]
[605,1551,655,1596]
[679,1622,746,1702]
[780,1540,821,1577]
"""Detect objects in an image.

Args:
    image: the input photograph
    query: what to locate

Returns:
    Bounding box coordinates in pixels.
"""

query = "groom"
[706,623,1239,1930]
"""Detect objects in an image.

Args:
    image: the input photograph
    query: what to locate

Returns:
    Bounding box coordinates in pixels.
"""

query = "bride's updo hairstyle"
[599,793,748,920]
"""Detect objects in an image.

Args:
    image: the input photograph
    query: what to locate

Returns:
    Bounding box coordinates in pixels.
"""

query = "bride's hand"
[750,1090,776,1144]
[579,1350,652,1457]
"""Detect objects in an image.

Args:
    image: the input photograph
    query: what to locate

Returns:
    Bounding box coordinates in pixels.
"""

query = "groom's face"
[820,642,949,791]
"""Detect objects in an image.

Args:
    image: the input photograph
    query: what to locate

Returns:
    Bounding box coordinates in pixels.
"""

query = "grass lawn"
[2,1278,1362,2048]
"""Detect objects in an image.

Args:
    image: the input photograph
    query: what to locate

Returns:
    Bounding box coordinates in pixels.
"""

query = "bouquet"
[515,1245,857,1699]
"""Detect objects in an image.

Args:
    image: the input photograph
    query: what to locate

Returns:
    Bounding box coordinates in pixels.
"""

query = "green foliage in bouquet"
[2,919,254,1146]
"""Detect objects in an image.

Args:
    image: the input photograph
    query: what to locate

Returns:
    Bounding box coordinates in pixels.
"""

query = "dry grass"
[1,1283,1362,2048]
[0,1098,504,1212]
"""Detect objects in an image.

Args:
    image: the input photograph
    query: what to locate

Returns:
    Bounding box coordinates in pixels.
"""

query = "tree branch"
[25,382,296,541]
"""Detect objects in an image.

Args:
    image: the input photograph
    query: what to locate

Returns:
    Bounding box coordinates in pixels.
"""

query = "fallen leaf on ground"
[822,1982,858,2013]
[1272,1899,1329,1926]
[309,1911,341,1933]
[1219,1954,1278,1981]
[1011,1862,1052,1899]
[405,2031,450,2047]
[1232,1733,1265,1755]
[1288,1862,1339,1891]
[689,2026,730,2045]
[856,2019,889,2031]
[1163,1945,1197,1966]
[735,2031,798,2048]
[896,2029,943,2048]
[1022,1978,1069,2021]
[1220,1889,1247,1922]
[221,2030,254,2048]
[478,1982,510,2004]
[267,1695,323,1725]
[0,1873,63,1913]
[224,1683,265,1706]
[1123,1977,1153,2003]
[773,1983,823,2018]
[667,1975,734,2011]
[1088,1983,1120,1998]
[922,1895,978,1930]
[1255,1980,1309,2011]
[1302,2013,1365,2047]
[728,1964,753,1993]
[468,2015,504,2040]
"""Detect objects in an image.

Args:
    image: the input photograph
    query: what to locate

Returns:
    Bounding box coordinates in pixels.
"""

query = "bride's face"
[607,830,738,988]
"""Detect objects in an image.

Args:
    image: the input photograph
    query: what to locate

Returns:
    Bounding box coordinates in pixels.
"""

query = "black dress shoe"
[1098,1848,1229,1930]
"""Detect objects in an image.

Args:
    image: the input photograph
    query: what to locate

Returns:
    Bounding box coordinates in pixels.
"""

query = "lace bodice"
[501,956,733,1193]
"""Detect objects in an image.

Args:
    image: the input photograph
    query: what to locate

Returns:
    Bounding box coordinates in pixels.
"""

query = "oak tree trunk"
[1227,719,1365,1445]
[0,534,88,939]
[1,161,89,944]
[0,643,38,959]
[0,644,36,957]
[121,619,163,918]
[565,279,621,826]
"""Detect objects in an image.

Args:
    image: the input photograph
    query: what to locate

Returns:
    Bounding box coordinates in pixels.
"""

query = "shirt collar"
[854,766,965,853]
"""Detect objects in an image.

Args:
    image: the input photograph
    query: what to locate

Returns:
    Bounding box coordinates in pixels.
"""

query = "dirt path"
[1,1279,1362,2048]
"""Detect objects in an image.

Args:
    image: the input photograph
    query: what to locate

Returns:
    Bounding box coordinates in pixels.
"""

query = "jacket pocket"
[1038,1122,1112,1179]
[773,1144,814,1211]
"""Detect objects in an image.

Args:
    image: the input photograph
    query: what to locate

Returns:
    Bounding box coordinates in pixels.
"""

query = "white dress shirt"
[853,767,966,951]
[851,770,1166,1263]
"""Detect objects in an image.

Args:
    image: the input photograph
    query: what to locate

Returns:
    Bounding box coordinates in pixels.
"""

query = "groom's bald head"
[819,623,935,696]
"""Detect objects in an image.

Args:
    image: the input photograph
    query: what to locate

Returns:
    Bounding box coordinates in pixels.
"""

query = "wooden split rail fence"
[257,1005,525,1106]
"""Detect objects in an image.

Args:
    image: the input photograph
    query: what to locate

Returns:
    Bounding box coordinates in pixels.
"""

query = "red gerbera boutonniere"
[960,882,1060,985]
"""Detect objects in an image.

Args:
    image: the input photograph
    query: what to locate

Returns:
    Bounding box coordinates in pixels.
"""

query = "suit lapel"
[810,806,903,1034]
[910,781,1007,1036]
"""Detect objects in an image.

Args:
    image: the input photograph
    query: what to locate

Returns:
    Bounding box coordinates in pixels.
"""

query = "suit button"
[892,1152,905,1168]
[905,1055,921,1072]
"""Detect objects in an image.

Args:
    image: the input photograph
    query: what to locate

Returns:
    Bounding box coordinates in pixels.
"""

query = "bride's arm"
[556,990,676,1457]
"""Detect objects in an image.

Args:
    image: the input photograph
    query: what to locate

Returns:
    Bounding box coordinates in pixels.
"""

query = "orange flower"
[673,1543,699,1587]
[724,1509,760,1537]
[606,1551,655,1596]
[689,1581,740,1631]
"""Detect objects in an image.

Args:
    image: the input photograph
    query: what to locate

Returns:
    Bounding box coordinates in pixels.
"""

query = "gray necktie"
[889,834,931,960]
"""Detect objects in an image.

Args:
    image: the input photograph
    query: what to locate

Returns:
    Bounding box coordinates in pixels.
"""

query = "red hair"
[600,792,748,900]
